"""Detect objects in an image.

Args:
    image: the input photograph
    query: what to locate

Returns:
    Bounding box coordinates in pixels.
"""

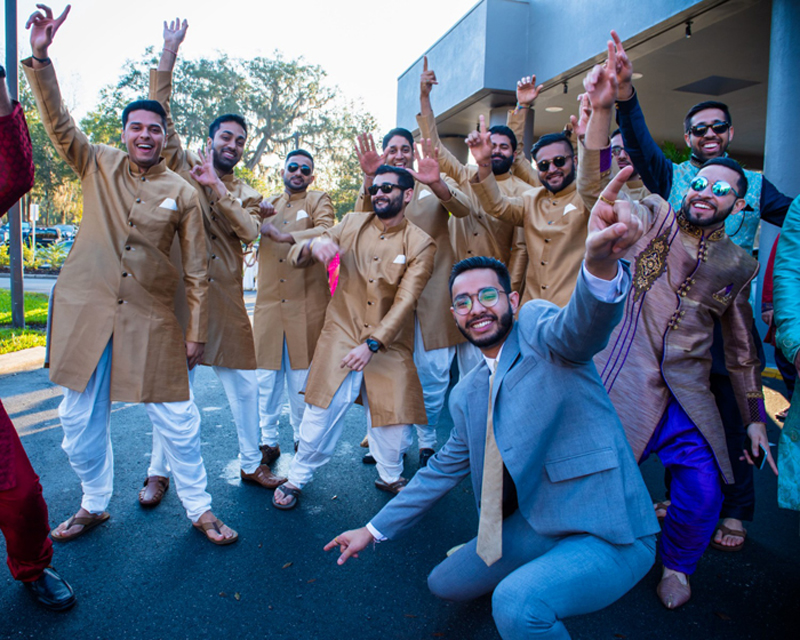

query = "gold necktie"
[476,361,503,567]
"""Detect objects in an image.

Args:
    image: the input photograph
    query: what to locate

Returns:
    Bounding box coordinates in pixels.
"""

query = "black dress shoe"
[24,567,76,611]
[419,448,435,467]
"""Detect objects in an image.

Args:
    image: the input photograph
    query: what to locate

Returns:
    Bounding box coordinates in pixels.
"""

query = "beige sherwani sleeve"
[507,108,541,188]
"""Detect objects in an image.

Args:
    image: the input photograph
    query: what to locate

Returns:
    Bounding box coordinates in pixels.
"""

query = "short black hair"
[532,132,573,161]
[374,165,414,191]
[488,125,517,152]
[684,100,732,133]
[286,149,314,169]
[121,100,167,131]
[449,256,511,296]
[610,128,622,140]
[209,113,248,139]
[701,157,748,197]
[382,128,414,150]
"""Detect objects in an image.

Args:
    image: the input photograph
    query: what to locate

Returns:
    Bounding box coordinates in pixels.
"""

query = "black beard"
[213,148,238,173]
[373,193,404,219]
[457,306,514,350]
[679,196,735,228]
[542,165,576,194]
[491,154,514,175]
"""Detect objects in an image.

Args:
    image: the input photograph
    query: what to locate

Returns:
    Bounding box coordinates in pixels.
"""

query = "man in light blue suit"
[326,168,660,639]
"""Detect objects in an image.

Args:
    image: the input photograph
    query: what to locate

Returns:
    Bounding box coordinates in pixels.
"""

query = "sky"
[2,0,479,131]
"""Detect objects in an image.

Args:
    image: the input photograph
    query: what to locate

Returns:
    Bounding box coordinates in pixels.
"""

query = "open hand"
[163,17,188,51]
[355,133,386,178]
[516,74,543,107]
[465,114,492,167]
[610,30,634,100]
[340,343,373,371]
[26,4,71,59]
[406,139,441,185]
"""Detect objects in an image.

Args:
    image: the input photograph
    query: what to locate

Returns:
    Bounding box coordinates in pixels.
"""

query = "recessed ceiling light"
[545,106,563,113]
[632,72,643,80]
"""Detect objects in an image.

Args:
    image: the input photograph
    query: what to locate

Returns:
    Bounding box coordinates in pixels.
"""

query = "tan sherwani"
[470,173,594,307]
[355,179,469,350]
[254,190,335,369]
[289,213,435,427]
[149,69,262,370]
[416,112,530,292]
[24,60,207,403]
[507,107,542,189]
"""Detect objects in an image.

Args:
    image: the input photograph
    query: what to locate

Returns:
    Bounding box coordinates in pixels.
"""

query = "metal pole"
[5,0,25,328]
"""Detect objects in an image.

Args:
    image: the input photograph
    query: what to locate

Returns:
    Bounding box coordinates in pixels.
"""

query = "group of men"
[1,5,794,638]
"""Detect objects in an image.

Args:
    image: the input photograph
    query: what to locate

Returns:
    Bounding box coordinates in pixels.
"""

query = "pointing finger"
[600,165,634,203]
[423,55,428,72]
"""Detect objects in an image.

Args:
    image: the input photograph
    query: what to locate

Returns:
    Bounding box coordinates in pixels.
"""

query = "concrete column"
[438,135,469,166]
[757,0,800,368]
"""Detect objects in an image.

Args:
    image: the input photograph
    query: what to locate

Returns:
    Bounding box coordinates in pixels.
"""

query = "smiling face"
[490,133,515,175]
[450,268,519,357]
[121,110,165,170]
[383,135,415,169]
[210,120,246,173]
[611,133,639,179]
[679,164,746,229]
[534,141,575,193]
[371,173,412,220]
[684,107,733,163]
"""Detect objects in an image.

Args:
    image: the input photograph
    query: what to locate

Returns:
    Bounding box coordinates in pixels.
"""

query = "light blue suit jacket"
[370,266,660,546]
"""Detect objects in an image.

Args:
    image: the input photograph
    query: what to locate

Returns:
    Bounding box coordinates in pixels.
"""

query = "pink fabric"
[327,253,340,294]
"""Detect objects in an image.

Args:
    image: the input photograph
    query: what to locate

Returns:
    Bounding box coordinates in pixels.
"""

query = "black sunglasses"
[286,162,312,176]
[367,183,402,196]
[536,156,569,172]
[688,121,730,137]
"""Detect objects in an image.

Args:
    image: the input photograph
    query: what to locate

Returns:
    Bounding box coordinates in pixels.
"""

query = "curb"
[0,346,46,376]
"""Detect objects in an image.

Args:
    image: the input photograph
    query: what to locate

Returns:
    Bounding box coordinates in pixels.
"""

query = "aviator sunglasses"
[536,156,569,172]
[687,121,730,137]
[367,183,402,195]
[286,162,312,176]
[452,287,508,315]
[689,175,741,198]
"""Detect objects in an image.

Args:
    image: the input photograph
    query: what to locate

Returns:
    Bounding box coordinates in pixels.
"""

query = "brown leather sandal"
[51,511,110,542]
[374,477,408,495]
[192,518,238,546]
[709,523,746,552]
[139,476,169,507]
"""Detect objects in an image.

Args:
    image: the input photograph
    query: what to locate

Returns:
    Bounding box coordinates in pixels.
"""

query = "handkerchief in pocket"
[159,198,178,211]
[393,254,407,264]
[296,210,310,220]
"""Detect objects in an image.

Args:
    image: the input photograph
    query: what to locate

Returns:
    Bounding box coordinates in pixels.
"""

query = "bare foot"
[713,517,746,548]
[653,500,671,520]
[274,482,300,507]
[194,510,237,544]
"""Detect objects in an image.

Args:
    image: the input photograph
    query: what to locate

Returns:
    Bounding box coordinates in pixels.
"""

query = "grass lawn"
[0,327,47,355]
[0,289,49,354]
[0,289,49,325]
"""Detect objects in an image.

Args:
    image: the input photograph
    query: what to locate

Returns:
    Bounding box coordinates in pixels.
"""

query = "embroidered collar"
[676,212,726,242]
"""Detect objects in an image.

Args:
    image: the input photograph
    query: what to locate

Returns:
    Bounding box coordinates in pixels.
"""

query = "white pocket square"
[159,198,178,211]
[563,203,578,216]
[418,189,432,200]
[235,197,243,206]
[393,254,407,264]
[296,209,310,220]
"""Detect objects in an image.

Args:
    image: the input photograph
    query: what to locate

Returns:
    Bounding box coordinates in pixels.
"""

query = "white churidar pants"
[148,366,262,476]
[257,338,309,447]
[288,370,412,488]
[412,316,455,450]
[59,340,211,522]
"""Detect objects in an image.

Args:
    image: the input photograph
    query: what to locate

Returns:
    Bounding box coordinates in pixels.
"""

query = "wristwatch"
[365,338,381,353]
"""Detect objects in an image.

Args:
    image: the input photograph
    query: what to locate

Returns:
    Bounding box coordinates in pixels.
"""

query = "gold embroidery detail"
[677,213,726,242]
[633,230,671,301]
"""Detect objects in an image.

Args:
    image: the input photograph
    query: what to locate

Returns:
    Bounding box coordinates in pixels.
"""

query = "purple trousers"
[641,398,723,575]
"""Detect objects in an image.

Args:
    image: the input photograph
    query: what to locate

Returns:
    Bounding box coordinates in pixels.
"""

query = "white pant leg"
[364,384,412,484]
[257,338,309,446]
[456,341,483,380]
[288,370,362,489]
[147,427,170,477]
[412,317,454,450]
[145,384,211,522]
[285,360,309,442]
[59,340,114,514]
[214,366,261,474]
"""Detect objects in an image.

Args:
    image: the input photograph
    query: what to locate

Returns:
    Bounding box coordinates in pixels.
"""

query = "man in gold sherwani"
[23,6,236,545]
[272,165,436,510]
[417,59,532,377]
[137,19,286,504]
[353,131,470,467]
[581,47,775,608]
[254,149,335,464]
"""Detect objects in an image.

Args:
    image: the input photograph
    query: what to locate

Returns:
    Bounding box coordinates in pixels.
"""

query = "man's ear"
[403,188,414,204]
[731,197,747,216]
[728,125,735,145]
[684,132,691,148]
[280,169,285,179]
[308,175,316,185]
[509,290,520,315]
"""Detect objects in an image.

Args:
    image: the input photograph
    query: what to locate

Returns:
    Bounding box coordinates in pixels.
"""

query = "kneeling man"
[325,169,659,639]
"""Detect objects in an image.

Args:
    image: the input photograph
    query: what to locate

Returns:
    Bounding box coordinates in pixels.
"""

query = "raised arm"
[610,30,673,199]
[417,57,470,185]
[509,74,542,187]
[149,18,190,172]
[0,68,35,214]
[23,5,97,178]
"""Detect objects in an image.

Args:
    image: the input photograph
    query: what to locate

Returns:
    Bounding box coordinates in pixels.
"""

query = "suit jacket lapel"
[493,325,521,404]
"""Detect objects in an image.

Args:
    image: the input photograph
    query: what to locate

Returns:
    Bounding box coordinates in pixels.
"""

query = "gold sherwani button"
[135,198,141,203]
